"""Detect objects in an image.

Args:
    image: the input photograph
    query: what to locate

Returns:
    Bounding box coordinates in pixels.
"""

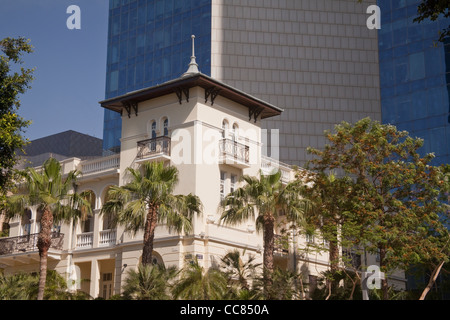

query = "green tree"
[122,263,178,300]
[0,271,36,300]
[0,270,90,300]
[4,157,92,300]
[101,161,202,266]
[296,170,357,298]
[307,118,450,300]
[0,37,34,195]
[219,170,309,298]
[172,259,229,300]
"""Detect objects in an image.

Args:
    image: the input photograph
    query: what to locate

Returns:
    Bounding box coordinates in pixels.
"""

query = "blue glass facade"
[103,0,212,152]
[378,0,450,166]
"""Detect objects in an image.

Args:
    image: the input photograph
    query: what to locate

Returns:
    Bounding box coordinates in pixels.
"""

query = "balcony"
[261,156,292,184]
[80,154,120,179]
[0,233,64,266]
[219,139,250,168]
[99,229,117,247]
[76,232,93,249]
[76,229,117,249]
[137,136,171,163]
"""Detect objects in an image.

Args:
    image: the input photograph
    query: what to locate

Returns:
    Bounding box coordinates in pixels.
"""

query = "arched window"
[81,190,96,233]
[231,123,239,141]
[163,118,169,136]
[151,121,157,139]
[222,120,229,138]
[102,186,116,230]
[21,209,32,236]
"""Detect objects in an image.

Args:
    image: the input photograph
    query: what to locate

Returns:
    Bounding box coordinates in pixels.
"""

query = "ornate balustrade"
[0,232,64,255]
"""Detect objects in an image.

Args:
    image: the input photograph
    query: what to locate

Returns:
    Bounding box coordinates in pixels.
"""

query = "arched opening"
[231,122,239,141]
[163,118,169,137]
[101,186,116,231]
[151,120,157,139]
[81,190,96,233]
[222,119,229,138]
[21,209,32,236]
[138,251,164,267]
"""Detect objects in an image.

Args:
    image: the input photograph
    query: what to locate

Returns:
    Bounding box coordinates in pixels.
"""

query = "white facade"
[0,71,401,299]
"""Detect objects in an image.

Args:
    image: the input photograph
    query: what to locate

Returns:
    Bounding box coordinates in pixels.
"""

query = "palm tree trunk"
[142,207,157,266]
[263,214,275,298]
[37,206,53,300]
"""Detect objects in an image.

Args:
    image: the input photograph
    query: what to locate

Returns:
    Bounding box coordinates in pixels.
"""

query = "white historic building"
[0,47,404,299]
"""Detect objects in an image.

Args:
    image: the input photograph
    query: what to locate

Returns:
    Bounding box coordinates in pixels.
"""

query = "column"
[89,259,100,299]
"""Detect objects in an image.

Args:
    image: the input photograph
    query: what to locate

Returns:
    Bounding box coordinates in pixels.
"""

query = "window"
[82,216,93,233]
[21,209,32,236]
[163,118,169,136]
[306,233,315,244]
[230,174,237,193]
[102,273,113,300]
[163,118,169,151]
[231,123,238,141]
[222,120,229,138]
[409,52,425,81]
[220,171,226,201]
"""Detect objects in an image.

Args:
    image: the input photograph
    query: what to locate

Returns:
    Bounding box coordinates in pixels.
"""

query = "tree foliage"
[219,170,309,298]
[121,263,178,300]
[4,157,93,300]
[306,118,450,300]
[0,37,34,195]
[171,259,230,300]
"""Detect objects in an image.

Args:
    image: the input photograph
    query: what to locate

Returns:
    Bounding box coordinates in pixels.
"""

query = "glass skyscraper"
[103,0,212,152]
[378,0,450,166]
[102,1,382,165]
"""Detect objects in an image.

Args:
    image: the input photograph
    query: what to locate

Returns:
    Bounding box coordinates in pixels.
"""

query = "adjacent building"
[378,0,450,166]
[103,0,382,166]
[377,0,450,298]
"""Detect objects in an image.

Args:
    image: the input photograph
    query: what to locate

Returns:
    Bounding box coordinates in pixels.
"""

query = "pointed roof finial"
[183,35,200,76]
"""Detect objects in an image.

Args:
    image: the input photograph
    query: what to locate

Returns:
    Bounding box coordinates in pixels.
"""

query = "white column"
[89,259,100,299]
[92,210,101,248]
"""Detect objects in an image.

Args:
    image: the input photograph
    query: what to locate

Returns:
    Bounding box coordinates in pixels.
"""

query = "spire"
[182,35,200,76]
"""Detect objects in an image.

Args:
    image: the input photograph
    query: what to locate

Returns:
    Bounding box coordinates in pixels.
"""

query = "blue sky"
[0,0,109,141]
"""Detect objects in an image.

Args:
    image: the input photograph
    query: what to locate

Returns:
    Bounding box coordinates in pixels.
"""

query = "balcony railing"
[219,139,250,166]
[137,136,171,161]
[0,232,64,255]
[80,154,120,175]
[261,156,292,183]
[76,232,93,249]
[99,229,116,247]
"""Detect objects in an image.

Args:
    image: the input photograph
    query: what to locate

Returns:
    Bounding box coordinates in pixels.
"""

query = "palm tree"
[220,249,261,292]
[101,161,202,266]
[5,157,92,300]
[122,263,178,300]
[219,170,309,298]
[171,259,229,300]
[0,272,35,300]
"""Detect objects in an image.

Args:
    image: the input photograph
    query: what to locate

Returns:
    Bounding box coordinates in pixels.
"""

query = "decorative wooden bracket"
[174,87,190,104]
[122,101,138,118]
[249,106,264,123]
[205,87,221,106]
